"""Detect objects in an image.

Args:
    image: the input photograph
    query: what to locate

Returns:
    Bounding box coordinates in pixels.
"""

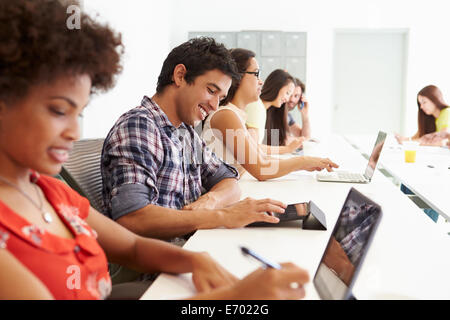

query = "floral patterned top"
[0,172,111,299]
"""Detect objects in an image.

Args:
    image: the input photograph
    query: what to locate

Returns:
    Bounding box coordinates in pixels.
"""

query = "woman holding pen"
[0,0,309,300]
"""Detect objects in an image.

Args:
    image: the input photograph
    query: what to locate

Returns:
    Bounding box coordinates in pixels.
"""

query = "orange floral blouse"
[0,173,111,299]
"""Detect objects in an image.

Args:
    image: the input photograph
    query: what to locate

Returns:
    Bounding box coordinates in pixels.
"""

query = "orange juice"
[404,150,416,163]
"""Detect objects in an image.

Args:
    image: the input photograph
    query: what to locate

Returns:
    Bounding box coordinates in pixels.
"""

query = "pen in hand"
[240,246,281,270]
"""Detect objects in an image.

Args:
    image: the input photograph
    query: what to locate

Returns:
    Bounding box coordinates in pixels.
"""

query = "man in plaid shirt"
[101,38,286,240]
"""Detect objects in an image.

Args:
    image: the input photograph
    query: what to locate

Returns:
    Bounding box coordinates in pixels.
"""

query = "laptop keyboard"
[318,171,367,182]
[336,172,365,180]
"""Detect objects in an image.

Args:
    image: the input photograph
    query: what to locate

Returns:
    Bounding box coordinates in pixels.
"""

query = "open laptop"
[313,187,382,300]
[317,131,387,183]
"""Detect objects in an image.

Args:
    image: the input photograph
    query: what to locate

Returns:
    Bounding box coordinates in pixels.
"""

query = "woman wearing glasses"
[201,49,338,181]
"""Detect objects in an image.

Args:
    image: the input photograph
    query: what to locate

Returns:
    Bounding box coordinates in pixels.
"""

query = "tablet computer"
[313,188,382,300]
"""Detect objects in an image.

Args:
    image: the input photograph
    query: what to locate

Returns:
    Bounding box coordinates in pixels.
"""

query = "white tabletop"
[141,135,450,300]
[345,133,450,220]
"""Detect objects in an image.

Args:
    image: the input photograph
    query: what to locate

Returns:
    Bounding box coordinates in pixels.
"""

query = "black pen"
[240,246,281,269]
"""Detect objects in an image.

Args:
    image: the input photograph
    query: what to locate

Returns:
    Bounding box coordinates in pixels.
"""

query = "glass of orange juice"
[403,141,419,163]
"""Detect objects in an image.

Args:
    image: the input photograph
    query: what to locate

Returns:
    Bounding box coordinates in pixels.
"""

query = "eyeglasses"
[242,70,260,79]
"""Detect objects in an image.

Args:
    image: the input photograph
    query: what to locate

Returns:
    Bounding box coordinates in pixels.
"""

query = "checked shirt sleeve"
[101,113,163,219]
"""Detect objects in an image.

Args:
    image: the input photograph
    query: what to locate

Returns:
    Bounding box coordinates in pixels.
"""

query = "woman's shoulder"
[209,105,246,129]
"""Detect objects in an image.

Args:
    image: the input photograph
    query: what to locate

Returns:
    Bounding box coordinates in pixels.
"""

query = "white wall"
[82,0,172,138]
[82,0,450,138]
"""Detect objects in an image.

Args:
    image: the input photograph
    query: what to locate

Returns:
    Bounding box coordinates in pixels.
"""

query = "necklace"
[0,175,53,224]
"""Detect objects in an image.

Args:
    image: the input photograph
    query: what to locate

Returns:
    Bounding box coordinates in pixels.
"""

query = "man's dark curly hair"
[0,0,124,104]
[156,37,240,94]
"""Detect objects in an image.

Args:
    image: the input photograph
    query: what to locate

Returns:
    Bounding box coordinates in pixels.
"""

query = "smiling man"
[101,37,285,241]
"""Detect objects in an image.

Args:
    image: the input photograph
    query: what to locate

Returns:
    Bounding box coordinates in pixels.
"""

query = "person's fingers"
[260,203,286,214]
[257,198,287,208]
[328,159,339,168]
[256,213,280,223]
[285,284,307,300]
[279,263,311,285]
[207,271,237,289]
[192,275,212,293]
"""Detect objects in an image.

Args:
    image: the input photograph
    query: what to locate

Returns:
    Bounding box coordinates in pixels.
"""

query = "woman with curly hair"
[0,0,310,300]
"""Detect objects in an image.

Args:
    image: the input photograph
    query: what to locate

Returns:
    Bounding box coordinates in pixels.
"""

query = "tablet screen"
[313,188,382,300]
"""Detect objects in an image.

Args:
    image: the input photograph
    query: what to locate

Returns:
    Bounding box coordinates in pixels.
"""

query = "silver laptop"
[317,131,387,183]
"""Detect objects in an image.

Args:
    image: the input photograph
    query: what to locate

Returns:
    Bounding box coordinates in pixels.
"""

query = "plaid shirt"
[101,96,238,216]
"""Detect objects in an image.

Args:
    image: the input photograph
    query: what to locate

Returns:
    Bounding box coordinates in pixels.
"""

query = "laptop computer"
[313,187,382,300]
[317,131,387,183]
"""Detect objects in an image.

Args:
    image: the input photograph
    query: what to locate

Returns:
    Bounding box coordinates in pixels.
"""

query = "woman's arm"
[86,208,237,292]
[395,131,420,144]
[246,125,303,155]
[0,249,54,299]
[210,109,337,181]
[188,262,310,300]
[259,138,304,155]
[419,128,450,146]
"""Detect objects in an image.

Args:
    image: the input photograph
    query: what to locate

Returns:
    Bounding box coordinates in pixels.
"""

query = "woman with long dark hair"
[202,49,338,181]
[262,70,294,147]
[396,85,449,145]
[245,70,305,153]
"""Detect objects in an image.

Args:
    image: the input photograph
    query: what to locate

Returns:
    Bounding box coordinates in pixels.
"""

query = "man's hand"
[218,197,287,228]
[299,95,309,116]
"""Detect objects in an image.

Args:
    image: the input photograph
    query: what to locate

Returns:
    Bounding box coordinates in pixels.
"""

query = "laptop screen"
[313,188,382,300]
[363,131,387,179]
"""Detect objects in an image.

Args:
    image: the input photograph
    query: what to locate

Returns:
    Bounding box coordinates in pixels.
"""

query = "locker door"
[284,32,307,57]
[237,32,260,54]
[285,57,306,81]
[261,31,282,56]
[210,32,236,49]
[188,32,213,40]
[259,56,284,81]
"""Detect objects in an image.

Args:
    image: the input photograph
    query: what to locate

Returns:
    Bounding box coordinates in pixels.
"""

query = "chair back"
[60,138,105,213]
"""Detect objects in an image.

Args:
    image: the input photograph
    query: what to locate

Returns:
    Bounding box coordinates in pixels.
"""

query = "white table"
[141,135,450,300]
[345,133,450,220]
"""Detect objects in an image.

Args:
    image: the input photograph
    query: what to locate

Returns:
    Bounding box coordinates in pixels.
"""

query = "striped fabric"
[60,138,106,213]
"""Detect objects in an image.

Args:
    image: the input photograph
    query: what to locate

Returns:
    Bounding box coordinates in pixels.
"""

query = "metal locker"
[261,31,282,56]
[259,56,284,81]
[285,56,306,81]
[284,32,307,57]
[237,31,260,54]
[210,32,236,49]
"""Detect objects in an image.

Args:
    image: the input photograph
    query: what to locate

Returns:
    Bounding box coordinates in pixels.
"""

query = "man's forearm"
[300,115,311,139]
[207,177,241,208]
[259,144,292,155]
[116,204,223,240]
[289,123,303,137]
[130,236,200,274]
